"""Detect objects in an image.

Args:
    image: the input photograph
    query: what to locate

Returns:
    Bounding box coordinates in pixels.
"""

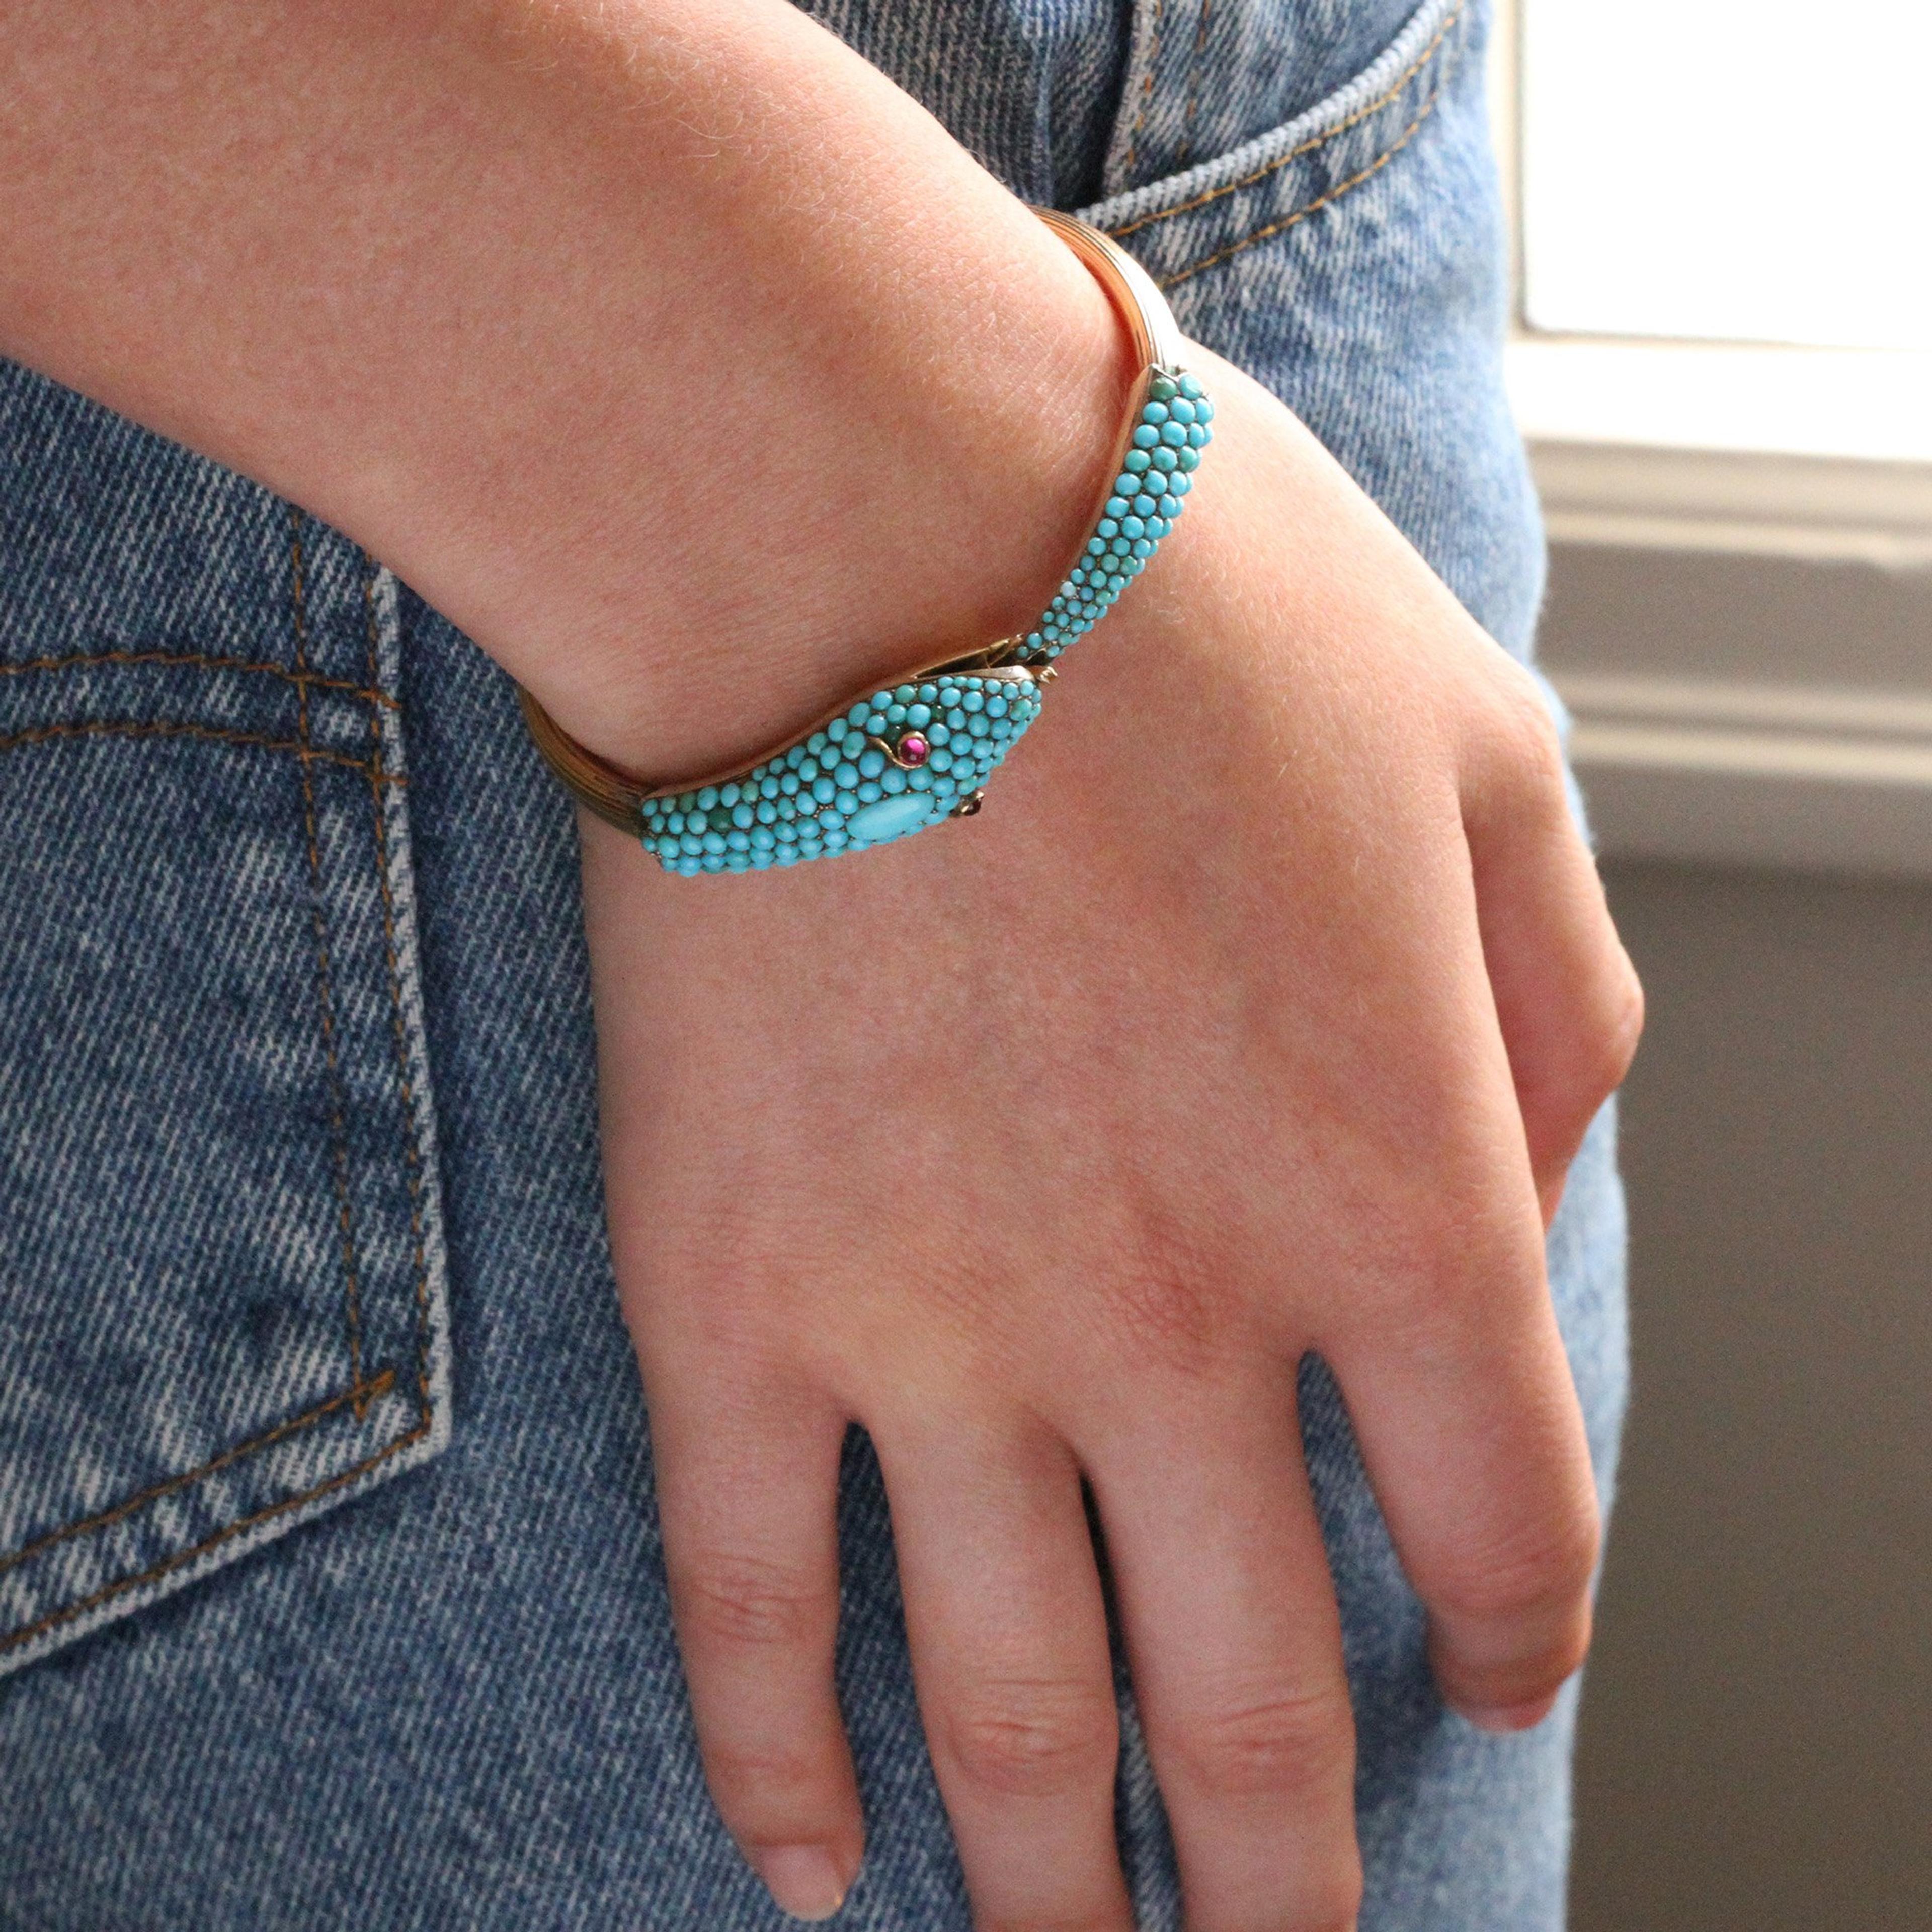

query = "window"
[1493,0,1932,877]
[1520,0,1931,353]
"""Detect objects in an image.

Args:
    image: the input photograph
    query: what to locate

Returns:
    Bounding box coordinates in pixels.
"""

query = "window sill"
[1509,338,1932,880]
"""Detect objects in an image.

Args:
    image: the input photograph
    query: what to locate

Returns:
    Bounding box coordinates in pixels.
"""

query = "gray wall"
[1569,861,1932,1930]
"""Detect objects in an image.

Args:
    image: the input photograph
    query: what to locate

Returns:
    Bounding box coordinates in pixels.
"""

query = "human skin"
[3,4,1641,1927]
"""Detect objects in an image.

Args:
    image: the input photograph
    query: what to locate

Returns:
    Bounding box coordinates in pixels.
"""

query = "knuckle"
[1168,1684,1354,1804]
[1495,665,1568,779]
[673,1548,830,1652]
[943,1676,1118,1800]
[1095,1211,1242,1382]
[1591,954,1646,1093]
[1297,1853,1366,1932]
[699,1735,826,1808]
[1434,1496,1601,1630]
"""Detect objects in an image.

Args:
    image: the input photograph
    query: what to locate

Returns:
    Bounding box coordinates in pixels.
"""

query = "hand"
[580,348,1643,1927]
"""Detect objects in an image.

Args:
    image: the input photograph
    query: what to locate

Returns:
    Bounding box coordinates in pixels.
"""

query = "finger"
[1325,1139,1601,1731]
[1082,1379,1362,1932]
[1462,676,1644,1223]
[879,1413,1133,1932]
[650,1369,862,1922]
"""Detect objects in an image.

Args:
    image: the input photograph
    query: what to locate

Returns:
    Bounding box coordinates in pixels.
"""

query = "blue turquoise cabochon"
[638,670,1044,875]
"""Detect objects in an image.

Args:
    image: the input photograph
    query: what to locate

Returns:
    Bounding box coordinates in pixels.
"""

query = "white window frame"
[1490,0,1932,878]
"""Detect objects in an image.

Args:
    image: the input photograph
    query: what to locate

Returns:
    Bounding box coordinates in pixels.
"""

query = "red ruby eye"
[896,731,930,767]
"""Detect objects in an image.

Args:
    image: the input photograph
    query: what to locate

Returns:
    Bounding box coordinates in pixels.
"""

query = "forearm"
[1,0,1118,776]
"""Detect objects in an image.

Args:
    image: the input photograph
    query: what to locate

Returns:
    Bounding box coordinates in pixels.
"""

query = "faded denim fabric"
[0,1,1626,1927]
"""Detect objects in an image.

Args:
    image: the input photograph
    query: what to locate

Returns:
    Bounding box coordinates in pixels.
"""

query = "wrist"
[503,225,1128,787]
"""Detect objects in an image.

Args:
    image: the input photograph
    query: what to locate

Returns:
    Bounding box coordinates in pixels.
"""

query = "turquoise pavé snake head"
[516,209,1214,875]
[518,209,1213,874]
[634,369,1211,876]
[638,668,1044,875]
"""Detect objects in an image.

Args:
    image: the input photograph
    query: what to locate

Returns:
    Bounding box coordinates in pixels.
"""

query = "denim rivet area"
[639,671,1044,873]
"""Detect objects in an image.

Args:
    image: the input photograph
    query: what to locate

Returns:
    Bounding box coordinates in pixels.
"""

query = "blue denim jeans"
[0,0,1627,1924]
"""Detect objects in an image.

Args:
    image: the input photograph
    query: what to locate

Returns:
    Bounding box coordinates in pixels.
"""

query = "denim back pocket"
[1087,0,1472,291]
[0,365,452,1677]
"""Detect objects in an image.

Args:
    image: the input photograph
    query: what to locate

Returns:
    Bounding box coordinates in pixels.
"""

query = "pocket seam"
[0,717,404,783]
[1109,0,1463,246]
[0,1373,397,1586]
[293,516,369,1399]
[0,542,439,1665]
[1148,57,1452,289]
[0,649,397,710]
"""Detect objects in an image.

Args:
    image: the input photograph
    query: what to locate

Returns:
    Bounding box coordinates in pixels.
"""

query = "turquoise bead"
[648,375,1203,874]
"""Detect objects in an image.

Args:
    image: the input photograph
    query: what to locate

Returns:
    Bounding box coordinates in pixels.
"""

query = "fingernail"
[750,1846,848,1921]
[1459,1694,1559,1733]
